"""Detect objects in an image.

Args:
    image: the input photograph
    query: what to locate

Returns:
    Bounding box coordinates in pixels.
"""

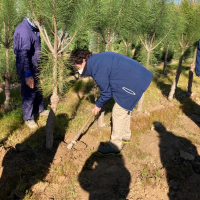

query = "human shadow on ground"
[78,144,131,200]
[154,121,200,200]
[155,78,200,127]
[0,113,69,200]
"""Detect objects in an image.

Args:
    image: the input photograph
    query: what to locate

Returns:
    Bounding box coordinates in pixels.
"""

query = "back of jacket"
[85,52,153,111]
[13,18,41,79]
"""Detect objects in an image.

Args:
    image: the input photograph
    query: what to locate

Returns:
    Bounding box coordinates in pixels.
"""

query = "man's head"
[26,17,38,30]
[26,15,44,30]
[70,49,92,74]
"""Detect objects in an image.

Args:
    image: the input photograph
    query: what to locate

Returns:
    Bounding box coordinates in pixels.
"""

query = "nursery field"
[0,61,200,200]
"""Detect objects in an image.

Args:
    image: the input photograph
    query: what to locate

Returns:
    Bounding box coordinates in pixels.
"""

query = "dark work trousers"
[20,77,44,121]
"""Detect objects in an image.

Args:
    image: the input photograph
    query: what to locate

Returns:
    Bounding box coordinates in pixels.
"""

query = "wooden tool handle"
[67,111,95,149]
[74,111,95,141]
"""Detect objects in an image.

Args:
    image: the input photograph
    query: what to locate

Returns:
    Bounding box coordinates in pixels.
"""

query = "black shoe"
[98,143,120,155]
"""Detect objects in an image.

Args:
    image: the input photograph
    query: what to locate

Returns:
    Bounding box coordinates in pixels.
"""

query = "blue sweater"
[13,18,41,79]
[84,52,153,111]
[196,40,200,76]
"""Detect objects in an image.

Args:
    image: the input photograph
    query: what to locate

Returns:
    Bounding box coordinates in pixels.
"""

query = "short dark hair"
[70,49,92,65]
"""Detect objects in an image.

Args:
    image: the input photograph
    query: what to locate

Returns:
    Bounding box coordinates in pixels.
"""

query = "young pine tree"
[24,0,94,149]
[0,0,21,109]
[168,0,200,100]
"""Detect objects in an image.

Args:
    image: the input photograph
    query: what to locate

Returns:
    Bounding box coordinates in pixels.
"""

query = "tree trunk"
[98,106,105,127]
[126,33,130,56]
[59,42,64,95]
[98,41,111,127]
[125,44,128,56]
[105,42,110,52]
[97,33,100,53]
[137,93,144,112]
[59,65,63,95]
[98,107,105,127]
[46,55,59,149]
[137,49,150,112]
[168,50,184,100]
[4,48,11,109]
[163,42,170,75]
[146,50,150,70]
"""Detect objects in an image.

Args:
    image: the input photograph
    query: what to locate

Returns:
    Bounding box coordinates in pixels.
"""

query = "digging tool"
[67,111,95,149]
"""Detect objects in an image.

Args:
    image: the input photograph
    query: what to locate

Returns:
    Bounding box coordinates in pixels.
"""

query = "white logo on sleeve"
[122,87,136,95]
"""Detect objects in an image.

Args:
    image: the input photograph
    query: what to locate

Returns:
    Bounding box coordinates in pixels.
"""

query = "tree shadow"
[0,113,69,199]
[0,85,50,145]
[78,144,131,200]
[0,118,23,145]
[154,121,200,200]
[154,78,200,127]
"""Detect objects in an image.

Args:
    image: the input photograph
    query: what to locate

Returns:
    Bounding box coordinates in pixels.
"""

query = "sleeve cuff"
[95,101,103,108]
[25,70,32,78]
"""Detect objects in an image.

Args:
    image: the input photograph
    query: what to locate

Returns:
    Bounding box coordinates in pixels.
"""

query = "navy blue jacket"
[13,18,41,79]
[84,52,153,111]
[196,40,200,76]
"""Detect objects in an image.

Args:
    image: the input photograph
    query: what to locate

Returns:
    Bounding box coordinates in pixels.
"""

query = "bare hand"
[93,105,102,115]
[25,77,34,88]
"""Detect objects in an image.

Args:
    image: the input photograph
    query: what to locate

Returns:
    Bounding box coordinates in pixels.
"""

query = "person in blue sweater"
[196,40,200,77]
[70,49,153,154]
[13,17,49,129]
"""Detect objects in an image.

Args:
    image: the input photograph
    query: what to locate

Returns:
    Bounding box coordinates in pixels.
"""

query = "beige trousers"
[110,103,132,150]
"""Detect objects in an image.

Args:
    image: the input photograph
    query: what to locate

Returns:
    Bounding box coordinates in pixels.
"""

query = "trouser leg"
[20,75,44,121]
[122,111,131,141]
[21,80,36,121]
[110,103,131,150]
[33,89,44,114]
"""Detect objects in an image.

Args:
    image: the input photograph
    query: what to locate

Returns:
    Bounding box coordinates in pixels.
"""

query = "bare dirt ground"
[0,82,200,200]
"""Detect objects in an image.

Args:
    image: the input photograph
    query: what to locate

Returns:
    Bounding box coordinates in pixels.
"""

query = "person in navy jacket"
[13,17,49,129]
[196,40,200,77]
[70,49,153,154]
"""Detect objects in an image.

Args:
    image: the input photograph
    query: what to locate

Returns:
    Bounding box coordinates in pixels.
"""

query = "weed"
[140,164,165,186]
[140,164,152,185]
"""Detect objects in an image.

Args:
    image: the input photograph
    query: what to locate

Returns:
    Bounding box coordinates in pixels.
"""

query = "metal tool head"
[67,141,76,149]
